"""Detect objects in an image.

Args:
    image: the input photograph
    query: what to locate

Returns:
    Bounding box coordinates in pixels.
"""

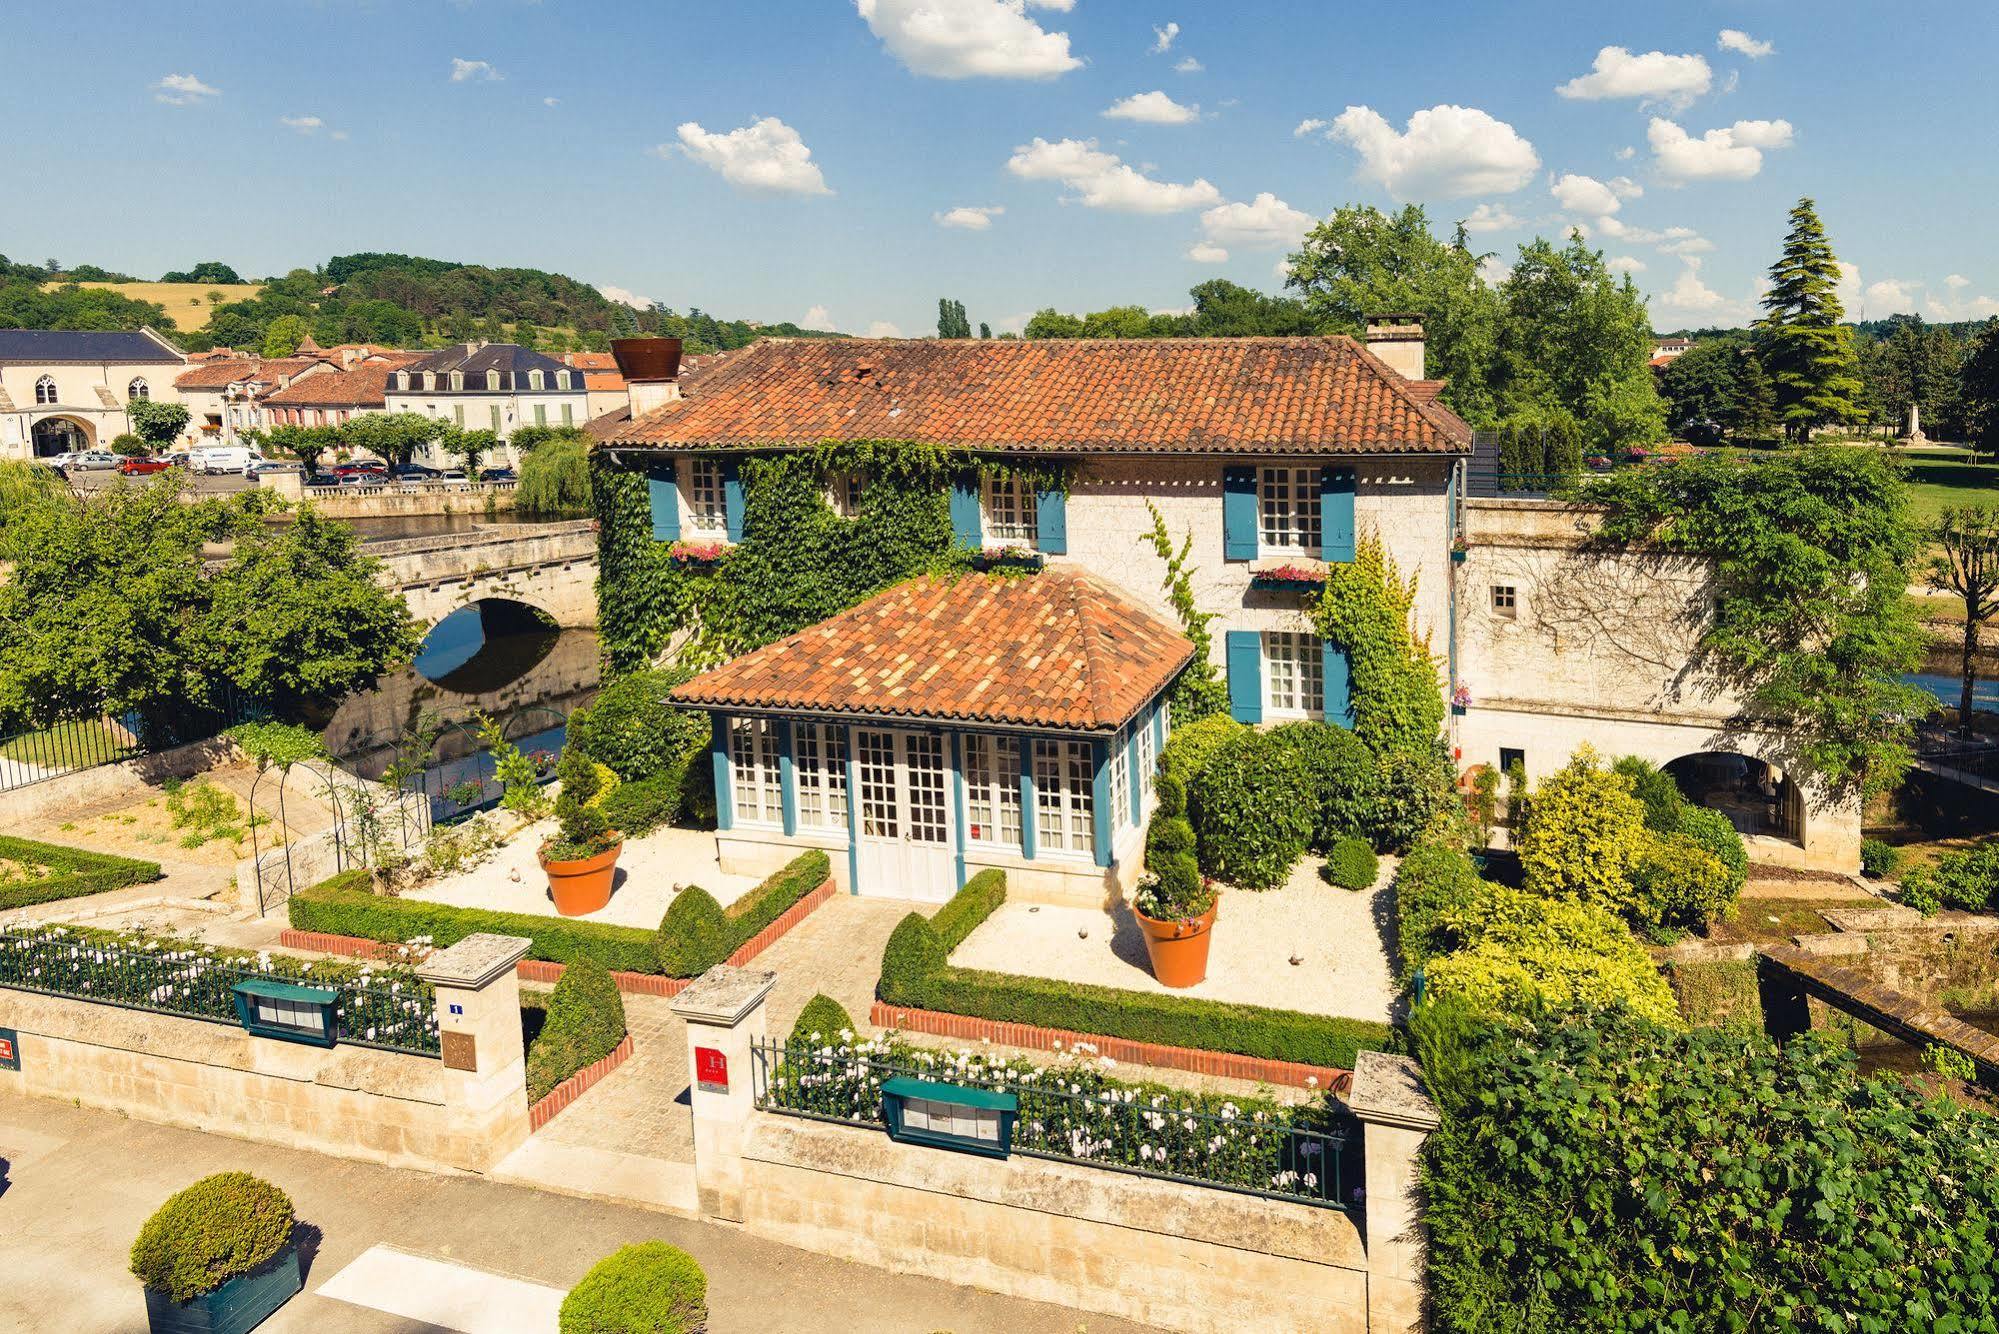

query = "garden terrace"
[0,835,163,912]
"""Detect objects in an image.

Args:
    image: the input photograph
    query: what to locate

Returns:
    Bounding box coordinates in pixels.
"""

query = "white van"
[189,446,265,475]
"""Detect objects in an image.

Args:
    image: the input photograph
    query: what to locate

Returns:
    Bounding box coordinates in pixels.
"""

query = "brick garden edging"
[868,1000,1354,1094]
[528,1032,634,1130]
[280,877,838,997]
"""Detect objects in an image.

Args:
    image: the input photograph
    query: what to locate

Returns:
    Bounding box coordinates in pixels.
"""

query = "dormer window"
[423,372,437,391]
[450,371,464,391]
[127,377,149,400]
[556,369,571,390]
[528,369,545,391]
[486,369,501,391]
[397,372,411,391]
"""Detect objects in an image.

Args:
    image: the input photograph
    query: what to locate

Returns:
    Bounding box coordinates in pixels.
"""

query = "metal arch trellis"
[247,757,431,917]
[413,706,568,825]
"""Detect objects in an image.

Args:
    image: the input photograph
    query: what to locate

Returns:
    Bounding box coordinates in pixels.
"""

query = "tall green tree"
[1755,198,1866,441]
[1735,348,1778,441]
[260,314,312,357]
[1927,506,1999,735]
[1959,317,1999,458]
[1658,339,1743,434]
[1496,234,1664,453]
[341,411,443,468]
[935,298,971,339]
[126,399,190,452]
[1285,204,1503,424]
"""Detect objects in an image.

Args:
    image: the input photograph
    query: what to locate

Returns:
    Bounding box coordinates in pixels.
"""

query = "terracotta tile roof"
[173,357,320,391]
[672,570,1193,732]
[603,336,1471,456]
[1406,379,1447,404]
[565,352,619,370]
[261,359,417,409]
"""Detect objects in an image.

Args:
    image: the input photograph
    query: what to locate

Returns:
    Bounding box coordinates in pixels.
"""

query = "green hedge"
[526,956,627,1103]
[0,834,163,911]
[877,870,1393,1070]
[290,849,831,978]
[1392,839,1486,979]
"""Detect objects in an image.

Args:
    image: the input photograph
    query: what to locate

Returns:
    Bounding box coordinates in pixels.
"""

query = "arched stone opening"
[31,414,94,456]
[1664,751,1804,844]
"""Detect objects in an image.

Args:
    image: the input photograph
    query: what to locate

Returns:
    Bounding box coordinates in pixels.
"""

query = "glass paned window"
[1136,706,1157,800]
[489,404,502,431]
[1259,466,1321,551]
[983,474,1038,543]
[729,718,781,825]
[857,729,899,839]
[905,733,948,846]
[964,735,1022,849]
[688,458,727,532]
[795,724,849,831]
[1264,631,1324,719]
[1032,739,1095,856]
[826,470,864,518]
[533,404,547,426]
[1109,731,1131,834]
[127,378,149,400]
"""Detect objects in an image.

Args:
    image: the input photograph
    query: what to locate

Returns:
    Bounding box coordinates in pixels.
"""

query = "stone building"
[384,343,591,467]
[0,328,189,457]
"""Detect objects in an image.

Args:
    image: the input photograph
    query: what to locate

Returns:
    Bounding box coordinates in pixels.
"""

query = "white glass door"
[853,728,956,902]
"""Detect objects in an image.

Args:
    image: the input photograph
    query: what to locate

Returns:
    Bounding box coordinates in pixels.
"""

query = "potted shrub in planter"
[540,747,623,917]
[129,1172,301,1334]
[1133,862,1219,988]
[1450,535,1469,563]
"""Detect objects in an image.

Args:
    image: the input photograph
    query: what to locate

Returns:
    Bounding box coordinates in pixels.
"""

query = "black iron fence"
[0,690,260,793]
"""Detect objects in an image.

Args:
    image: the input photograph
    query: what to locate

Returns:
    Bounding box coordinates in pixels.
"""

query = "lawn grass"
[1893,450,1999,522]
[41,281,264,332]
[0,718,135,770]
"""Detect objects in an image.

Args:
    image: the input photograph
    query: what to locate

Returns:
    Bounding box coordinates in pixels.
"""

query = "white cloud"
[934,204,1004,229]
[1718,29,1774,59]
[1863,279,1918,315]
[153,73,219,105]
[1293,117,1328,138]
[1325,104,1538,199]
[279,115,323,133]
[597,285,654,309]
[1947,274,1972,291]
[1460,202,1522,234]
[1614,145,1636,161]
[330,130,349,141]
[1648,116,1794,182]
[1199,192,1313,250]
[1104,90,1199,124]
[1174,57,1203,74]
[544,97,561,108]
[804,304,832,326]
[1007,136,1222,212]
[1658,232,1714,256]
[855,0,1081,80]
[1609,176,1643,199]
[1151,21,1179,53]
[1653,257,1751,320]
[1557,46,1712,111]
[865,320,904,338]
[1835,260,1863,312]
[1551,172,1624,217]
[1187,241,1229,263]
[1477,254,1512,288]
[671,117,833,196]
[450,58,501,82]
[1606,255,1647,275]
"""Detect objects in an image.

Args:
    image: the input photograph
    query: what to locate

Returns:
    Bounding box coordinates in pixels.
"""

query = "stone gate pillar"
[669,963,777,1222]
[417,932,533,1171]
[1348,1050,1441,1334]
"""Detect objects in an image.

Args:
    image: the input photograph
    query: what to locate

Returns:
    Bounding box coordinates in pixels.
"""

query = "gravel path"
[950,854,1400,1024]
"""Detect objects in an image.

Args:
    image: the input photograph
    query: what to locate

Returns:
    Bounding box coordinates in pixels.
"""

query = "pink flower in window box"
[668,539,727,565]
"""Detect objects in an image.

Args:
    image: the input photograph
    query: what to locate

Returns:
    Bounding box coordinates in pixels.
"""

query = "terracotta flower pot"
[540,835,623,917]
[1134,892,1219,989]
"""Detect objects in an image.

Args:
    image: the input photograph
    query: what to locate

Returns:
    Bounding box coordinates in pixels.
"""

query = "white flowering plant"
[766,1030,1352,1206]
[0,920,440,1055]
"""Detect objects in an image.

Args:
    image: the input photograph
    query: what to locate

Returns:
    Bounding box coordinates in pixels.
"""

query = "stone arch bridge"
[366,520,598,631]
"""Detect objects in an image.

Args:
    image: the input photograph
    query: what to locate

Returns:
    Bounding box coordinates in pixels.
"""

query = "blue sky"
[6,0,1997,336]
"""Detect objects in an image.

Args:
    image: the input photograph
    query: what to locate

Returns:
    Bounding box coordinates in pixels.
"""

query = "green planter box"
[231,979,339,1048]
[142,1241,302,1334]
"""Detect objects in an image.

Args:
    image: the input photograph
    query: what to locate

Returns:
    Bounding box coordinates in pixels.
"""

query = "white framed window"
[857,729,899,839]
[1264,631,1324,719]
[454,404,465,428]
[825,470,864,518]
[534,404,547,426]
[450,371,465,391]
[529,369,545,391]
[127,377,149,400]
[794,723,849,832]
[1108,730,1131,833]
[983,474,1038,544]
[1136,711,1157,802]
[34,376,56,405]
[424,372,437,391]
[686,458,726,533]
[486,369,501,391]
[1491,585,1517,618]
[729,718,781,825]
[1032,739,1095,856]
[397,371,411,391]
[557,369,572,390]
[963,735,1022,849]
[561,403,574,427]
[489,404,502,431]
[1259,466,1321,552]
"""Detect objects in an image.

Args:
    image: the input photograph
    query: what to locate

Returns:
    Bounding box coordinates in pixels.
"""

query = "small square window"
[1491,585,1517,618]
[1499,747,1525,775]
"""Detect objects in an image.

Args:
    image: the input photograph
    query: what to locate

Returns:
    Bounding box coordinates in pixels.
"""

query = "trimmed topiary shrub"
[789,992,856,1047]
[1671,806,1747,906]
[1158,714,1244,789]
[930,867,1006,951]
[1860,837,1900,880]
[1189,729,1314,889]
[1145,814,1196,862]
[1153,771,1187,818]
[559,1241,707,1334]
[655,887,732,978]
[0,834,163,911]
[1630,832,1735,930]
[1324,835,1379,891]
[527,955,627,1103]
[1516,746,1651,917]
[1267,721,1381,852]
[1422,884,1681,1026]
[565,667,707,783]
[129,1173,295,1303]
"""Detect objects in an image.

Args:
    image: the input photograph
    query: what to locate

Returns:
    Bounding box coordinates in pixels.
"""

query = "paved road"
[63,468,254,494]
[0,1091,1147,1333]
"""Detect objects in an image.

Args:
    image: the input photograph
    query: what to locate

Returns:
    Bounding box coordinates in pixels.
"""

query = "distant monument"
[1907,402,1927,443]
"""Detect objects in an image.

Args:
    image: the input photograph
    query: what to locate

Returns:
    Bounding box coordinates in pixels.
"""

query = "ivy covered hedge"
[0,835,163,911]
[878,869,1392,1070]
[290,849,830,978]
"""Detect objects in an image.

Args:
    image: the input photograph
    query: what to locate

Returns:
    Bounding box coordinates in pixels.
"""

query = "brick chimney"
[1363,313,1426,381]
[612,338,685,419]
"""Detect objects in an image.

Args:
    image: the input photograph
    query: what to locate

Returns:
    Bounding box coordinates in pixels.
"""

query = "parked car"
[303,470,341,487]
[435,468,469,483]
[247,459,303,478]
[189,445,261,475]
[331,461,389,479]
[391,464,441,481]
[479,466,517,482]
[336,470,384,487]
[60,450,124,472]
[118,456,173,476]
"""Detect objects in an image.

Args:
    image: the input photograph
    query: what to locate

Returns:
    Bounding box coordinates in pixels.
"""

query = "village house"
[258,351,425,432]
[384,342,591,467]
[0,327,189,457]
[564,350,630,421]
[173,355,323,443]
[592,324,1859,906]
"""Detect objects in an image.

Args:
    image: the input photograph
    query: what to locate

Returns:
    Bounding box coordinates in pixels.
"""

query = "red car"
[118,457,173,476]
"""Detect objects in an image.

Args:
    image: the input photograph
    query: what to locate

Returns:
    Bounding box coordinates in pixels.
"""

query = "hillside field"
[40,280,265,332]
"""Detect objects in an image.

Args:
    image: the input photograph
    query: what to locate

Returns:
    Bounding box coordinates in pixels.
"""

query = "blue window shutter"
[1226,630,1263,724]
[1223,466,1258,561]
[648,466,681,542]
[710,714,734,830]
[1036,486,1067,554]
[1125,728,1142,826]
[722,458,746,542]
[1323,640,1355,729]
[1322,467,1356,563]
[778,721,798,836]
[1019,747,1038,860]
[949,472,982,548]
[843,726,862,894]
[1090,739,1114,868]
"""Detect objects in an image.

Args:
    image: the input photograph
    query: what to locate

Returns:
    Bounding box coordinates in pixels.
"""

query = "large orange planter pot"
[540,836,623,917]
[1134,892,1219,989]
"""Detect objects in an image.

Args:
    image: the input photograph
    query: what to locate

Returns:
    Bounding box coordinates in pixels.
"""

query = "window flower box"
[1249,560,1328,592]
[974,546,1044,573]
[1450,536,1469,563]
[1450,685,1472,715]
[667,539,727,566]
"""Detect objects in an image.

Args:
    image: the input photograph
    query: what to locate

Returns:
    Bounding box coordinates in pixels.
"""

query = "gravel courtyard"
[949,854,1400,1023]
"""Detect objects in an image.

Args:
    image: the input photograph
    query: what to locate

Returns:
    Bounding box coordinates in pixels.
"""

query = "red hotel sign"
[0,1028,17,1072]
[695,1046,728,1094]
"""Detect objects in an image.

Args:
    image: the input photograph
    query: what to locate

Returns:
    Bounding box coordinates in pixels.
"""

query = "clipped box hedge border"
[878,868,1393,1071]
[0,834,164,912]
[289,849,830,979]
